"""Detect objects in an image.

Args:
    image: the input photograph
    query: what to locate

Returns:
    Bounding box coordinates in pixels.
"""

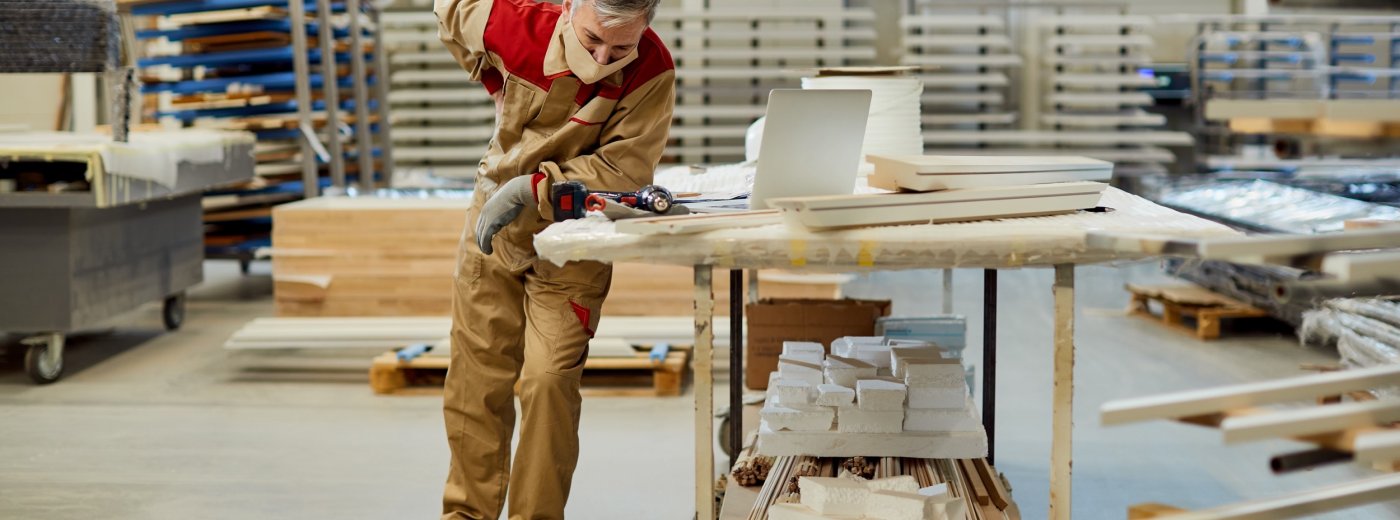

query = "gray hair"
[572,0,660,28]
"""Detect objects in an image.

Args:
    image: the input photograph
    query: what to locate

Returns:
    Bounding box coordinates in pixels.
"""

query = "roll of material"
[801,75,924,172]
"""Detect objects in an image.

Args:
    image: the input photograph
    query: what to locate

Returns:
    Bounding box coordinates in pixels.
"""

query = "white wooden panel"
[1100,364,1400,426]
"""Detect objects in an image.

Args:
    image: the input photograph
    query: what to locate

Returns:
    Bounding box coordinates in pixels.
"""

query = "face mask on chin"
[561,17,638,84]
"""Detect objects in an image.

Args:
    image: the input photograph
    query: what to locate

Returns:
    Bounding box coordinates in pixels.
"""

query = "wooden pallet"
[1126,283,1271,340]
[369,349,691,397]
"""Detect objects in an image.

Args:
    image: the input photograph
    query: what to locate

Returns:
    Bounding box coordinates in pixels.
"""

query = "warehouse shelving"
[1034,13,1188,171]
[656,0,878,164]
[129,0,393,268]
[1187,15,1400,172]
[901,5,1018,143]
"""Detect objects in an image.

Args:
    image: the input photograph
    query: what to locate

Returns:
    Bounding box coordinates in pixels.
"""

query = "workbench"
[535,187,1238,520]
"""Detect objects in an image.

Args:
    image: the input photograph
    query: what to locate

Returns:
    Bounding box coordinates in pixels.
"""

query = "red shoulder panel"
[611,28,675,100]
[482,0,562,91]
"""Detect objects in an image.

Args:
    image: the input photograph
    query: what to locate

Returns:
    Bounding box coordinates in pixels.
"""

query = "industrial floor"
[1,260,1396,519]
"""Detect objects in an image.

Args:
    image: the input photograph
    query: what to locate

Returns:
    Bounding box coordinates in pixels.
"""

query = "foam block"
[824,355,877,387]
[890,344,945,378]
[857,379,908,411]
[782,341,827,364]
[867,490,935,520]
[775,379,815,406]
[837,407,904,433]
[831,336,885,357]
[907,384,967,410]
[866,475,920,493]
[903,357,965,388]
[798,477,870,517]
[762,403,835,432]
[816,383,855,407]
[904,398,981,432]
[780,356,824,386]
[853,343,894,369]
[765,503,833,520]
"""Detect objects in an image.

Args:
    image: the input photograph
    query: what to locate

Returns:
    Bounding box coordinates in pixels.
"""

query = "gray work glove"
[475,173,545,254]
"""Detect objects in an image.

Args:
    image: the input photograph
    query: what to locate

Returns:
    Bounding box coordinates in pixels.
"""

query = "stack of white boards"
[763,154,1111,230]
[758,339,987,458]
[769,475,966,520]
[865,154,1113,192]
[768,181,1109,231]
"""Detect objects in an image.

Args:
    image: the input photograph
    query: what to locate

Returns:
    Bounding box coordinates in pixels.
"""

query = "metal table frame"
[701,264,1078,520]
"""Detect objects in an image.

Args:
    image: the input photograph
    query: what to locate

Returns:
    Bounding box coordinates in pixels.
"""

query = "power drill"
[551,181,675,221]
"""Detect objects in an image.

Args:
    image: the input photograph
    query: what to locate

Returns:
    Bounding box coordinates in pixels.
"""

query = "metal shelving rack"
[655,1,879,164]
[899,6,1020,140]
[1187,15,1400,174]
[128,0,393,269]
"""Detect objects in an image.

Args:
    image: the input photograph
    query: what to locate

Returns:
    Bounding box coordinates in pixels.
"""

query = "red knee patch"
[569,301,596,338]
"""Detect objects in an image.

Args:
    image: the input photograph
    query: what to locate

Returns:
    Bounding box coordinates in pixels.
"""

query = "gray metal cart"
[0,0,254,383]
[0,148,254,383]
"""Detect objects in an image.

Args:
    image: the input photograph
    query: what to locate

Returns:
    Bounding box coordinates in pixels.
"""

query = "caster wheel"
[163,292,186,331]
[24,334,64,385]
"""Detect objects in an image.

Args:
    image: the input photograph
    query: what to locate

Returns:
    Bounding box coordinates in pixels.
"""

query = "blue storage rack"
[131,0,394,271]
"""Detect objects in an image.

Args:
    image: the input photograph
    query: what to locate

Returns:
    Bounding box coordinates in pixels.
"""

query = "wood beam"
[1101,364,1400,426]
[1221,399,1400,444]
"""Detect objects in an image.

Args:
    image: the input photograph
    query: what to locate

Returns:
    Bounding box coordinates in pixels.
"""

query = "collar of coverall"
[543,14,637,87]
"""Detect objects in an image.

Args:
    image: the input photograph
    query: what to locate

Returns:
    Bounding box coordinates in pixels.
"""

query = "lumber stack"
[272,196,468,317]
[1101,364,1400,518]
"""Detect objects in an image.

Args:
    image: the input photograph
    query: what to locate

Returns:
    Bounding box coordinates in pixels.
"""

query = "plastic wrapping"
[1159,179,1400,234]
[0,130,255,189]
[535,187,1239,270]
[1299,298,1400,396]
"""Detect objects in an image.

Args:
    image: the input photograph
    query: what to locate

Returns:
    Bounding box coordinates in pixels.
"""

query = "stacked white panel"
[381,10,492,182]
[900,9,1019,139]
[653,0,878,164]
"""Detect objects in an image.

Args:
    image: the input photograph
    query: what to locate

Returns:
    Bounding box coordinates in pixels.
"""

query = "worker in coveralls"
[433,0,673,518]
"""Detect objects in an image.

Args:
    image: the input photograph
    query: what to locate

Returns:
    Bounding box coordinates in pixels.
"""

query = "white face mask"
[561,17,638,84]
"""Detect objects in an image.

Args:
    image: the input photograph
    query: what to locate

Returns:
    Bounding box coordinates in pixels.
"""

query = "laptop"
[685,89,872,213]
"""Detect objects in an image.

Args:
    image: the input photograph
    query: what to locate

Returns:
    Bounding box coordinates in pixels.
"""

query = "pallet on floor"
[1126,283,1271,340]
[369,348,691,397]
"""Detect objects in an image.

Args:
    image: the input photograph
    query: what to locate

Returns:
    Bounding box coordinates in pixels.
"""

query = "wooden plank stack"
[272,196,469,317]
[369,348,691,397]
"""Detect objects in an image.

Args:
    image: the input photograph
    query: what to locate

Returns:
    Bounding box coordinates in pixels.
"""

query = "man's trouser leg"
[443,243,526,520]
[507,258,610,520]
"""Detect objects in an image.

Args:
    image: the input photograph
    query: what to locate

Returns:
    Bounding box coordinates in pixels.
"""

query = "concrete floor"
[1,260,1396,519]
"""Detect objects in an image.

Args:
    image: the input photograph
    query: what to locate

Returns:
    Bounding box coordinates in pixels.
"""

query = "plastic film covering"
[0,130,254,188]
[1159,179,1400,234]
[535,187,1239,271]
[1300,298,1400,396]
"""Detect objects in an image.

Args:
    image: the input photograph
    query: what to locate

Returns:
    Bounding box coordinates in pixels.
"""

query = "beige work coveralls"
[433,0,675,518]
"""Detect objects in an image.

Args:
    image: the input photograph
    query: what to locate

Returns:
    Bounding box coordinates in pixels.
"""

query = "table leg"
[729,269,744,464]
[1050,264,1076,520]
[694,266,716,520]
[982,269,997,466]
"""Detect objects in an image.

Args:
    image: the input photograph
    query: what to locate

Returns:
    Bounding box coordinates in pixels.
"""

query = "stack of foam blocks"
[769,475,967,520]
[758,338,986,458]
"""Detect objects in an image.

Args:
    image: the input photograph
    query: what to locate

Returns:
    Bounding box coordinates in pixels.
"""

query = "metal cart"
[0,0,254,383]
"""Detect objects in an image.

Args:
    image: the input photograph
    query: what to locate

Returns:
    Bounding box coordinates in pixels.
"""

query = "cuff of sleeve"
[535,162,564,221]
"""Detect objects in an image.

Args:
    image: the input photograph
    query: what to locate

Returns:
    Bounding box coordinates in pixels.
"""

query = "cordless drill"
[550,181,675,221]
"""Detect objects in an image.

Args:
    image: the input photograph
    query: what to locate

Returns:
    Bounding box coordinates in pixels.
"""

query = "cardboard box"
[746,298,892,390]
